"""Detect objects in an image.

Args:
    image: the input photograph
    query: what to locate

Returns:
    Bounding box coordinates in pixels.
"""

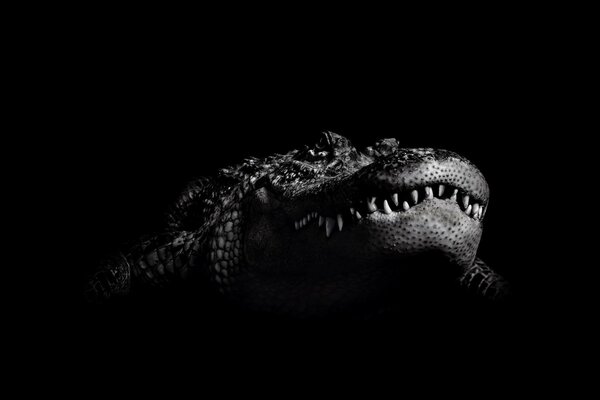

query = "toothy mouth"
[293,183,486,238]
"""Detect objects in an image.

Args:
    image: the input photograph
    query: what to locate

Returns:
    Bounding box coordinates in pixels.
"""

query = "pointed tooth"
[367,197,377,213]
[318,215,324,227]
[382,199,393,214]
[402,201,410,211]
[350,207,355,215]
[450,189,458,201]
[425,186,433,200]
[472,203,480,218]
[462,194,470,210]
[302,217,307,226]
[313,211,317,218]
[325,217,335,237]
[337,214,344,231]
[438,184,445,197]
[391,193,399,206]
[410,190,418,204]
[479,206,485,219]
[476,206,483,219]
[295,221,300,230]
[307,214,312,222]
[355,211,362,219]
[465,204,472,215]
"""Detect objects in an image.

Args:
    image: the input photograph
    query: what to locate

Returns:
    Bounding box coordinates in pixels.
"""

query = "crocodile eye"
[294,133,334,162]
[315,138,327,151]
[315,132,332,151]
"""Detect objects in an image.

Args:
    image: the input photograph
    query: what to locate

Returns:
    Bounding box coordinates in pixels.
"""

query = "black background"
[29,13,591,383]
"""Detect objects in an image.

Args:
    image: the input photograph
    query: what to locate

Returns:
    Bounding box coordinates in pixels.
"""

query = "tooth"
[295,221,300,230]
[350,207,355,215]
[306,214,311,222]
[438,184,445,197]
[391,193,399,206]
[313,211,317,218]
[355,211,362,219]
[337,214,344,231]
[450,189,458,201]
[479,206,485,219]
[462,194,470,210]
[302,217,307,226]
[402,201,410,211]
[367,197,377,212]
[465,204,472,215]
[318,215,324,227]
[425,186,433,199]
[472,203,480,218]
[410,190,418,204]
[382,199,393,214]
[326,217,335,237]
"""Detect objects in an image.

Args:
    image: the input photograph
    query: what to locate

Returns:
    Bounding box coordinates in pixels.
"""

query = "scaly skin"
[86,132,509,317]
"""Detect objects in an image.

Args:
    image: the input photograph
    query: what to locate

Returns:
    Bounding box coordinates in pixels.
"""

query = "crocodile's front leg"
[460,258,510,301]
[85,230,206,303]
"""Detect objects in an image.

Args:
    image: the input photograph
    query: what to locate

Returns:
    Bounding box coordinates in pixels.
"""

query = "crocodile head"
[194,132,494,316]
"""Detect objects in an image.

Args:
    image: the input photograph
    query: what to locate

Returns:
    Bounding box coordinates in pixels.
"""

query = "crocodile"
[86,132,509,317]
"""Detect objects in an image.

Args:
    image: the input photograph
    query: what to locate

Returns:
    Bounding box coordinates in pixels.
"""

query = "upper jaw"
[284,156,489,226]
[354,182,487,221]
[352,152,490,205]
[291,183,486,238]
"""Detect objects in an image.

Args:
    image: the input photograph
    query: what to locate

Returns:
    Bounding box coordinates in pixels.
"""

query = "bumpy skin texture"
[86,132,509,317]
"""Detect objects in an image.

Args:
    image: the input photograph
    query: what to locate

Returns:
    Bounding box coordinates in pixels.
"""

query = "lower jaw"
[280,200,482,273]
